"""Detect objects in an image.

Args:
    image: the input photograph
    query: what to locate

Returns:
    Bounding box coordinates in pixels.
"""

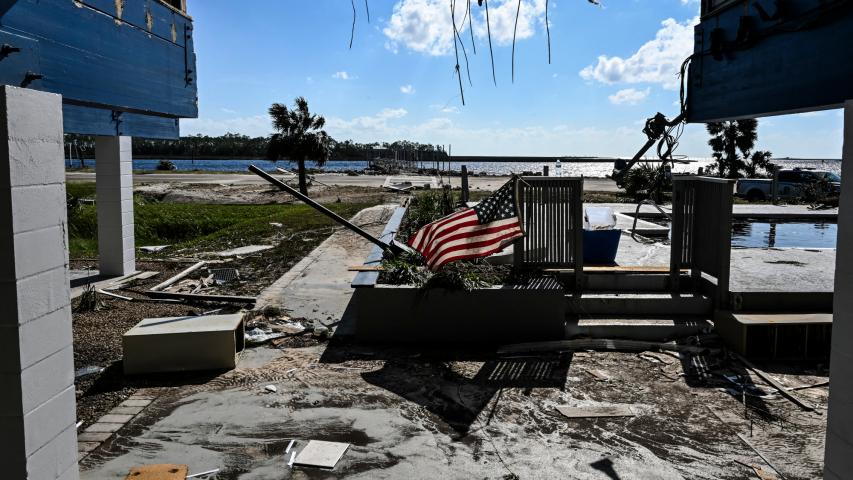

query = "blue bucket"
[583,229,622,265]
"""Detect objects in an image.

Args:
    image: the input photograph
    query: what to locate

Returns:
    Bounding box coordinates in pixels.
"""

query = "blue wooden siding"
[0,0,197,138]
[687,0,853,123]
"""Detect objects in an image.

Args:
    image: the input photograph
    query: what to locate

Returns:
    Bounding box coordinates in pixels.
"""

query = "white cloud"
[220,108,237,115]
[430,104,460,114]
[608,88,650,105]
[472,0,547,45]
[400,84,416,94]
[580,16,698,90]
[384,0,463,56]
[383,0,547,56]
[332,71,354,80]
[377,108,408,119]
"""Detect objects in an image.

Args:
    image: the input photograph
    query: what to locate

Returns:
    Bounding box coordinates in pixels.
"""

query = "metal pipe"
[248,165,405,255]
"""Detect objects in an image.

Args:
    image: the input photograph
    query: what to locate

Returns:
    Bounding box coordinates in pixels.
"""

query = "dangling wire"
[364,0,370,23]
[451,0,466,104]
[511,0,521,83]
[545,0,551,64]
[349,0,356,49]
[467,0,477,54]
[484,0,497,86]
[452,0,473,87]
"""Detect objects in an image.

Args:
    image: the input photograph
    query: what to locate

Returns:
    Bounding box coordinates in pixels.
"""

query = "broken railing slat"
[146,290,256,304]
[150,261,206,292]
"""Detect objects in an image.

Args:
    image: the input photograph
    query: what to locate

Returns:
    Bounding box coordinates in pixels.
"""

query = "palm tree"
[706,119,772,178]
[266,97,331,194]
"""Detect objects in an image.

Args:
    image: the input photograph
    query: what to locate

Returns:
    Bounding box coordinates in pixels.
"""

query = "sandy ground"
[78,340,829,480]
[135,182,406,206]
[67,171,622,193]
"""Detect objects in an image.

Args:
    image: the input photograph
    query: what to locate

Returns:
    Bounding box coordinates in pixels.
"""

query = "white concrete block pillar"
[825,100,853,479]
[0,86,79,479]
[95,136,135,276]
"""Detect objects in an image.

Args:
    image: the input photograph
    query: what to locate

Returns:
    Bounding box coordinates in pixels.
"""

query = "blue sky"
[181,0,843,158]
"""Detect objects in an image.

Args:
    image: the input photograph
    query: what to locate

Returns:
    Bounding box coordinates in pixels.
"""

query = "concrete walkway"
[255,204,396,324]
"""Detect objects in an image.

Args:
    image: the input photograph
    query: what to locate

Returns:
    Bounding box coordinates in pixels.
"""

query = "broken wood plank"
[348,265,385,272]
[146,290,256,304]
[97,289,134,301]
[556,405,635,419]
[124,464,188,480]
[737,433,787,480]
[731,352,817,413]
[150,261,206,292]
[498,339,717,356]
[787,380,829,392]
[585,369,610,382]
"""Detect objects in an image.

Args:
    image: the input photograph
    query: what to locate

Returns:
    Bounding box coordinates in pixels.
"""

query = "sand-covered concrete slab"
[78,345,828,479]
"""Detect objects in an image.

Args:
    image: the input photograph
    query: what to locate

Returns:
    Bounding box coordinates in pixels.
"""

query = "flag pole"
[248,165,407,256]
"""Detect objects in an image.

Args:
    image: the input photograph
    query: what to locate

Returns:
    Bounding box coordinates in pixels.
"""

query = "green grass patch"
[66,182,97,200]
[68,201,371,258]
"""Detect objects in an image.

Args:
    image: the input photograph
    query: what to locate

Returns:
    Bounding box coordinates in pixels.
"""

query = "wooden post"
[461,165,470,204]
[771,165,780,204]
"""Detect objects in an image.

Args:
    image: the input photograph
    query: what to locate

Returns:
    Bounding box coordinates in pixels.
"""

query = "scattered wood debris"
[217,245,274,257]
[151,261,206,292]
[731,352,817,412]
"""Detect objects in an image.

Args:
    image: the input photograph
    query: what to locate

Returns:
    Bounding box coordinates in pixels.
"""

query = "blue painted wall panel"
[63,103,179,138]
[0,0,196,138]
[687,0,853,122]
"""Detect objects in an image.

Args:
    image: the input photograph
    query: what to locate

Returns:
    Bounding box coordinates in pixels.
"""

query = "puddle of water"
[631,215,837,249]
[732,220,837,248]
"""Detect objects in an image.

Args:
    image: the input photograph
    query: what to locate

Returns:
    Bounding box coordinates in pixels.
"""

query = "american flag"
[408,178,524,271]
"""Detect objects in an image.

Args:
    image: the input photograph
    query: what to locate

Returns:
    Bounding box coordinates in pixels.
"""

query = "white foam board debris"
[264,385,277,393]
[217,245,274,257]
[293,440,349,469]
[556,405,635,419]
[140,245,170,252]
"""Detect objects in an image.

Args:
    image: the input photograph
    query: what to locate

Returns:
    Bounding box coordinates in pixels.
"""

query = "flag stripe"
[417,209,477,252]
[430,230,524,270]
[410,209,475,251]
[424,220,521,266]
[427,227,523,269]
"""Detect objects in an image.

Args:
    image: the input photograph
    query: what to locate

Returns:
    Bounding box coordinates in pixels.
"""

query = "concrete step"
[582,273,684,292]
[568,292,713,316]
[567,316,714,341]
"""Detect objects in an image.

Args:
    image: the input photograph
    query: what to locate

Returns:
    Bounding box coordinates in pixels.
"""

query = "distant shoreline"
[123,155,842,163]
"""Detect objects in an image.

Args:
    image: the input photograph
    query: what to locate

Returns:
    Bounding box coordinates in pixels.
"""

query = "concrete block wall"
[0,86,79,479]
[96,136,136,276]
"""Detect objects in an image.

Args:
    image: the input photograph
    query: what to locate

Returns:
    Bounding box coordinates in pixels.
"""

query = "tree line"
[64,133,447,161]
